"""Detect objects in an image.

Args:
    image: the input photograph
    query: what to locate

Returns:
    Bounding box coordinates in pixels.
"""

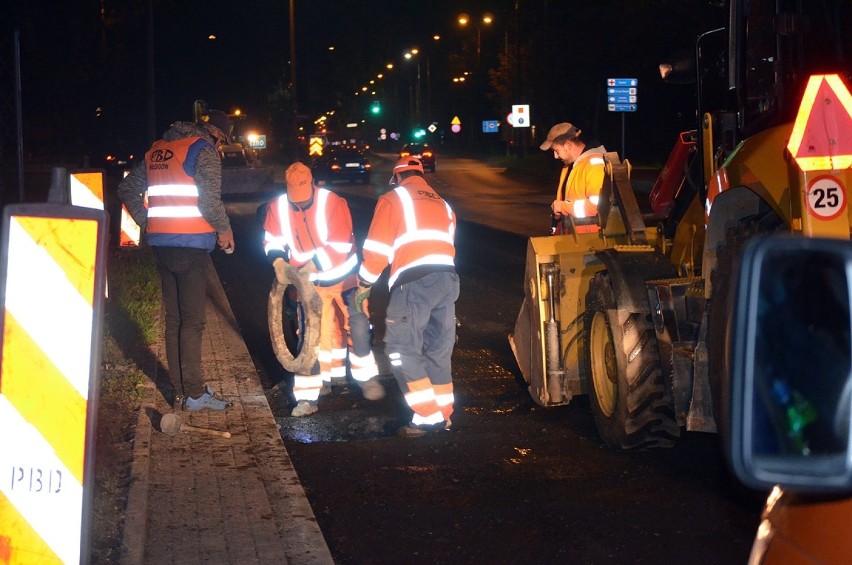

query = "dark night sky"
[3,0,729,164]
[151,1,514,126]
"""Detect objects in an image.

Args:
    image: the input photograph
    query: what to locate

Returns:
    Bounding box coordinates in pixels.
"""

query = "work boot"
[397,422,429,438]
[319,382,332,396]
[291,400,318,417]
[184,386,232,412]
[358,377,386,401]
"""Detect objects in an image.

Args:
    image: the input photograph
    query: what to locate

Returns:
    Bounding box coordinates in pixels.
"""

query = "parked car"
[312,147,372,185]
[399,143,436,172]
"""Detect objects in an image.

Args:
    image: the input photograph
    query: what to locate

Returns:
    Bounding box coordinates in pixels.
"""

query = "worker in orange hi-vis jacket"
[263,162,385,417]
[118,110,235,412]
[356,156,459,437]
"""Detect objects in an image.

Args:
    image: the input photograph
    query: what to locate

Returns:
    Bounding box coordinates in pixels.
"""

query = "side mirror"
[728,236,852,493]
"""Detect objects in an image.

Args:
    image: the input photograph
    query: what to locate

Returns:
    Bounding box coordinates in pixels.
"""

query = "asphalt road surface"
[211,154,763,564]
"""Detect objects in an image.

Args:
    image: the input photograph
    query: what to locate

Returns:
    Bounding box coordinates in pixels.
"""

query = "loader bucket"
[510,234,604,407]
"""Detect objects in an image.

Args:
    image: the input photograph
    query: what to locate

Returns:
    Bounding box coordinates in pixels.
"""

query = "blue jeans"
[153,246,210,399]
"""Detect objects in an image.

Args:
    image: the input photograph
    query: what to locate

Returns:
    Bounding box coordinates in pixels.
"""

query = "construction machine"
[510,0,852,450]
[194,100,274,193]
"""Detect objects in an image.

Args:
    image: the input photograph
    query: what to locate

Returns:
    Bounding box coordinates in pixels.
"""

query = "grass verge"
[91,247,160,563]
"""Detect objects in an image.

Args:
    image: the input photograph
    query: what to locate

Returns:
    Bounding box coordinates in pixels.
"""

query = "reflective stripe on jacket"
[263,188,358,285]
[360,176,456,288]
[145,137,216,235]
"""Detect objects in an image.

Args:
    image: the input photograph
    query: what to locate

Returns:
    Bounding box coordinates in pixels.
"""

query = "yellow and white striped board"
[0,204,108,564]
[119,204,141,247]
[68,169,141,247]
[68,171,104,211]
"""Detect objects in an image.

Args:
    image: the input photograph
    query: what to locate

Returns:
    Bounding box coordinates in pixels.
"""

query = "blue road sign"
[607,78,638,87]
[606,79,638,112]
[608,95,638,104]
[608,103,637,112]
[482,120,499,133]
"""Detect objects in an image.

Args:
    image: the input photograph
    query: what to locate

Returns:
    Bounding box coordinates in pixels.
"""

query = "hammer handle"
[181,423,232,438]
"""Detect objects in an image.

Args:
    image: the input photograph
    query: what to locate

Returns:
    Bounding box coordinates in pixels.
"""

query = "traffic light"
[371,102,381,115]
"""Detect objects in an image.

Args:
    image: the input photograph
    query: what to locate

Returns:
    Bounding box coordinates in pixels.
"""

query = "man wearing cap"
[118,110,235,411]
[356,157,459,437]
[263,162,385,417]
[540,122,608,234]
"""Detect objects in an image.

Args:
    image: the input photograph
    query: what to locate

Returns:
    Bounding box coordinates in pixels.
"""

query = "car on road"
[91,140,139,173]
[312,147,372,185]
[102,151,136,170]
[399,143,436,172]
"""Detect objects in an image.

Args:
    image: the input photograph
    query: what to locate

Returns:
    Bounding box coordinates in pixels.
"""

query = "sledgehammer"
[160,413,231,439]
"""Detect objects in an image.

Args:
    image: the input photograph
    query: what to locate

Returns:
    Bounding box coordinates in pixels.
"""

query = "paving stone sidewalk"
[121,260,333,564]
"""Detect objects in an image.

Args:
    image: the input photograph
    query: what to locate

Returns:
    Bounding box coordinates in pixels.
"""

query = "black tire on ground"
[585,271,680,450]
[707,207,784,432]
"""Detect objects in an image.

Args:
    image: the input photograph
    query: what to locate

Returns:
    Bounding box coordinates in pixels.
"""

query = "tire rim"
[590,310,617,417]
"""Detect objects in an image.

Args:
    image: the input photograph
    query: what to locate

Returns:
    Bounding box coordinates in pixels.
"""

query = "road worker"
[118,109,235,411]
[356,157,459,437]
[540,122,607,234]
[263,162,385,417]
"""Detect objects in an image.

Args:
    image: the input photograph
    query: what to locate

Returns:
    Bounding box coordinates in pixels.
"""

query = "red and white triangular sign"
[787,74,852,171]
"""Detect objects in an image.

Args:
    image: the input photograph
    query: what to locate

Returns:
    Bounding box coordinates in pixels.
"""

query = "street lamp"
[404,49,422,119]
[457,12,494,64]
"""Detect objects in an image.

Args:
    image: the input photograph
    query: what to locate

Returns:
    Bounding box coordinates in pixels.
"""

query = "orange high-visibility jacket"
[145,137,217,235]
[263,188,358,285]
[360,176,456,288]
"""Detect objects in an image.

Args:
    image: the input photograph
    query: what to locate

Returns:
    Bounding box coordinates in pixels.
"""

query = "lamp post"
[457,12,494,66]
[457,12,494,149]
[404,49,421,121]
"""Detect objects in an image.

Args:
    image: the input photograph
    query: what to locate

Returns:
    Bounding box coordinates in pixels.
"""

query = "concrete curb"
[120,258,333,564]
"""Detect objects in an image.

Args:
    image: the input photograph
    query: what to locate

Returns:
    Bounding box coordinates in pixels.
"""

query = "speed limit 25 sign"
[805,175,847,221]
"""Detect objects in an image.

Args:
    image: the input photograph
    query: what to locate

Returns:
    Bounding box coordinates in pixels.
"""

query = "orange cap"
[286,162,313,202]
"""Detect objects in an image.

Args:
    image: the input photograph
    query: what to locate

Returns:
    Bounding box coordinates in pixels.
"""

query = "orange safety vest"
[145,137,216,235]
[263,188,358,285]
[360,176,456,288]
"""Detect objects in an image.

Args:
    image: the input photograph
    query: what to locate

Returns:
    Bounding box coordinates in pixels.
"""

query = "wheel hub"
[590,311,617,417]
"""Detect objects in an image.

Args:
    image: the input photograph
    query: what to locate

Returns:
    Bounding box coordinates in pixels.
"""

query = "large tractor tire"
[268,264,322,375]
[707,206,784,436]
[585,271,680,450]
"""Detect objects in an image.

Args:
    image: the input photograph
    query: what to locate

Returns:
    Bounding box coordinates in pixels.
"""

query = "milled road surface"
[212,155,763,564]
